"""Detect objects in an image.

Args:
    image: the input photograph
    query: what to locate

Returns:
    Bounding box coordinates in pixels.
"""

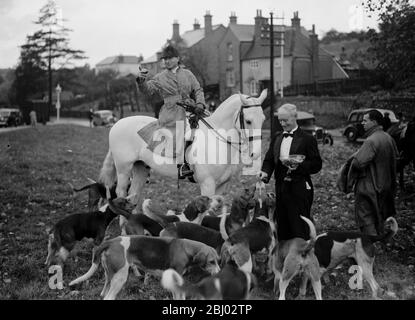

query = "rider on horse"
[136,44,206,179]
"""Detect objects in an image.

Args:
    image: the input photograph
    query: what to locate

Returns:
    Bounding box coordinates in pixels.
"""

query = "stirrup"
[178,163,194,179]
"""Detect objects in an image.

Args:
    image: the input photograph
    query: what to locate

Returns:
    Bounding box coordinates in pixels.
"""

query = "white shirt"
[280,126,298,159]
[171,66,179,74]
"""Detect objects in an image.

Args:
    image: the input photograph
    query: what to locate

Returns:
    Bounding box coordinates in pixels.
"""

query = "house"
[95,55,142,76]
[141,10,348,102]
[141,52,164,76]
[219,10,348,100]
[218,12,256,100]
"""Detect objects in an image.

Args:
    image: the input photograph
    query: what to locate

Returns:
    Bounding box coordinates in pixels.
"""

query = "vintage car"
[0,108,23,127]
[274,110,333,145]
[343,108,398,142]
[92,110,117,127]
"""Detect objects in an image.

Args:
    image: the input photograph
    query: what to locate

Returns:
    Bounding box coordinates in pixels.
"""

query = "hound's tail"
[68,240,112,286]
[142,199,168,227]
[68,182,93,193]
[369,217,399,243]
[99,150,117,188]
[107,199,132,220]
[161,269,186,299]
[300,216,317,255]
[161,269,201,300]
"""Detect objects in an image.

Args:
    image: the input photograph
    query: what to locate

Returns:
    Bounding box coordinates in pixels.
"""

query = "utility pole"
[48,29,52,115]
[261,12,285,137]
[56,84,61,122]
[270,12,275,136]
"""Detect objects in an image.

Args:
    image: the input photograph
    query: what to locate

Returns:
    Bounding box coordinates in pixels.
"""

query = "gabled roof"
[142,25,224,64]
[96,55,140,66]
[228,24,255,42]
[181,25,222,47]
[241,27,295,60]
[242,26,333,60]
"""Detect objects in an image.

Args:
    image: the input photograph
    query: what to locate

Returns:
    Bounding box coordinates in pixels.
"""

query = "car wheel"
[345,127,358,142]
[323,135,333,146]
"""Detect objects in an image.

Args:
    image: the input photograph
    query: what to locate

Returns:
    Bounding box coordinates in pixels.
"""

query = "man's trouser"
[275,179,312,241]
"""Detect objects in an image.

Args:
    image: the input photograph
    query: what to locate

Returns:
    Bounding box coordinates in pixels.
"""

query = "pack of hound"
[45,180,398,300]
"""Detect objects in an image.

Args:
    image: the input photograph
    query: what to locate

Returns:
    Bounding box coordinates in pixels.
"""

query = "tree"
[0,69,15,105]
[18,0,86,107]
[11,39,47,105]
[364,0,415,88]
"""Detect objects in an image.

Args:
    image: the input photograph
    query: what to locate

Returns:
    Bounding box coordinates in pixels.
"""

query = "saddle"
[136,106,205,184]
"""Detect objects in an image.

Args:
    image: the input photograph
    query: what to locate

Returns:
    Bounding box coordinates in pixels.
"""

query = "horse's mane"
[211,93,250,116]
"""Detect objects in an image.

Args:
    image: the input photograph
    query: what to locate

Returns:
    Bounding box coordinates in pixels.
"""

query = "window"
[249,60,259,69]
[274,60,281,68]
[250,80,259,96]
[226,70,235,87]
[227,43,233,62]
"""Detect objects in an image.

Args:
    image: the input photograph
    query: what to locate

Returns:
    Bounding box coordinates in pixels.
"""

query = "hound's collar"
[256,216,270,223]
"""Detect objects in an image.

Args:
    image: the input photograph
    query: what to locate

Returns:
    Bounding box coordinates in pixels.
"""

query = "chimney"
[254,9,268,42]
[204,11,212,36]
[172,20,181,42]
[291,11,301,29]
[229,12,237,25]
[193,19,200,30]
[310,24,319,81]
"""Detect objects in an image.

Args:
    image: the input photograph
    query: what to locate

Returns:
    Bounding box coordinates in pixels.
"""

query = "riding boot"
[178,162,194,179]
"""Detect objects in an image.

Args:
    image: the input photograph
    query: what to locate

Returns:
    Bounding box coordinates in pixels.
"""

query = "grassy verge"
[0,124,414,300]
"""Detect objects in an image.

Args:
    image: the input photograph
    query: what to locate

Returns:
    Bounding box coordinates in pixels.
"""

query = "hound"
[69,236,221,300]
[301,216,399,299]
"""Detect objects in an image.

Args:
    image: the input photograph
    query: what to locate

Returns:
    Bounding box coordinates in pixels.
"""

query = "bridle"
[199,103,263,153]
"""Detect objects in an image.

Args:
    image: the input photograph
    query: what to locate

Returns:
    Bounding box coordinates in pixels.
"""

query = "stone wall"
[275,96,355,118]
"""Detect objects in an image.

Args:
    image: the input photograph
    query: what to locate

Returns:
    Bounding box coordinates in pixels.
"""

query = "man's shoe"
[178,163,194,179]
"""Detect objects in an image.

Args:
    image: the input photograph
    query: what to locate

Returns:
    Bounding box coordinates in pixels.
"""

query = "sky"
[0,0,381,69]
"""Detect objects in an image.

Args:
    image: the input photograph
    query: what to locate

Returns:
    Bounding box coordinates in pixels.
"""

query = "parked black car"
[343,108,398,142]
[92,110,117,127]
[0,108,24,127]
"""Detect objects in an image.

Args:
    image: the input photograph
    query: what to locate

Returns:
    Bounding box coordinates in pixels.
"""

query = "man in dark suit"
[258,104,322,240]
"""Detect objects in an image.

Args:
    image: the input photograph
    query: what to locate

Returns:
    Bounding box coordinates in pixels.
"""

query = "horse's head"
[237,89,267,160]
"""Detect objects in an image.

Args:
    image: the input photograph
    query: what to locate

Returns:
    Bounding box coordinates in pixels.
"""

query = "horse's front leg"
[199,178,216,197]
[114,163,133,235]
[215,182,230,196]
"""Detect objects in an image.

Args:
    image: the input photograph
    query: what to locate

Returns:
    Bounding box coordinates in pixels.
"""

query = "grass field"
[0,124,414,300]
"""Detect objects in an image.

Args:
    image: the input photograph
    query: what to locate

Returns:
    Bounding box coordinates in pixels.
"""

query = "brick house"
[219,10,348,100]
[218,12,256,100]
[140,9,348,102]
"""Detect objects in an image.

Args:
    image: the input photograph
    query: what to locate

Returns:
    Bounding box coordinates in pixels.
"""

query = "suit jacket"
[261,128,322,194]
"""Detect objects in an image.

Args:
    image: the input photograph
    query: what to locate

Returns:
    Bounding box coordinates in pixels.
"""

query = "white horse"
[99,89,267,204]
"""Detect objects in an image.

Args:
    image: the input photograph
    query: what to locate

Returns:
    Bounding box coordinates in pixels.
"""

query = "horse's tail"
[99,150,117,188]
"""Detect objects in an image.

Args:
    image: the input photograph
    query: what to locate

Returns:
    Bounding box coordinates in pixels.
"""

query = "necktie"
[283,132,294,138]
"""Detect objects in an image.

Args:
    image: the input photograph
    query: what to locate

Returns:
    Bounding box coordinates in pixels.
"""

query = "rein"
[198,103,263,153]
